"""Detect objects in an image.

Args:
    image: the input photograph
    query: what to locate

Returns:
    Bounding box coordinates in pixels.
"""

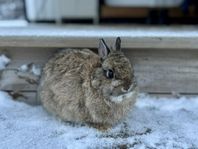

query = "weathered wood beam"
[0,25,198,49]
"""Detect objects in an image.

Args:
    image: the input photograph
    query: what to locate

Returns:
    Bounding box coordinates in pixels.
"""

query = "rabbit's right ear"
[115,37,121,51]
[98,39,110,60]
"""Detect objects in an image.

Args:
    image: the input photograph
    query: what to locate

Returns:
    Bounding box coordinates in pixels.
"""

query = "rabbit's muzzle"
[109,86,137,103]
[108,80,137,103]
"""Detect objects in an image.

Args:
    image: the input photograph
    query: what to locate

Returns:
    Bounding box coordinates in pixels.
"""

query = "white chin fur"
[110,90,136,103]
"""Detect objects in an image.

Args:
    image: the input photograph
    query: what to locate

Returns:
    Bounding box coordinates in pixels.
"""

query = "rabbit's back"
[38,49,100,122]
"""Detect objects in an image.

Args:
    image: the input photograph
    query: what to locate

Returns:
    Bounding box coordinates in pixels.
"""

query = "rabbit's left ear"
[98,38,110,60]
[115,37,121,51]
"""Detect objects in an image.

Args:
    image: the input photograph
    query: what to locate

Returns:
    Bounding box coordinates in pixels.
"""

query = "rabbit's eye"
[104,69,114,79]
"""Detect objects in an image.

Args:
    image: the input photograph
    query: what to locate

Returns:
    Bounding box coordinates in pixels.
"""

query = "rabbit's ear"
[115,37,121,51]
[98,38,110,60]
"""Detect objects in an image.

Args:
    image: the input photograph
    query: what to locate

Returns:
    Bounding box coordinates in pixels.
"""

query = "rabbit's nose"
[124,85,130,91]
[121,84,131,93]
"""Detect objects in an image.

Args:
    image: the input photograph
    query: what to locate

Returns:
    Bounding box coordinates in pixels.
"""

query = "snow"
[31,64,41,76]
[19,63,41,76]
[0,91,198,149]
[110,90,136,103]
[19,64,29,72]
[0,54,10,70]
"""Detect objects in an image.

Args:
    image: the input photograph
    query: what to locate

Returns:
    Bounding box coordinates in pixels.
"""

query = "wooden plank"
[125,49,198,93]
[1,48,198,94]
[0,25,198,49]
[168,7,197,17]
[101,6,149,18]
[6,91,40,106]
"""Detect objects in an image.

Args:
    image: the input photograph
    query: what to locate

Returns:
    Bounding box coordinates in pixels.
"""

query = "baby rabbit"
[38,37,138,129]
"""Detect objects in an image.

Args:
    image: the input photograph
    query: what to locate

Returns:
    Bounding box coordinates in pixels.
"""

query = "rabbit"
[37,37,138,129]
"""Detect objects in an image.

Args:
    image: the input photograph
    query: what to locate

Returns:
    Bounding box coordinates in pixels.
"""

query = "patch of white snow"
[0,92,198,149]
[0,54,10,70]
[31,64,41,76]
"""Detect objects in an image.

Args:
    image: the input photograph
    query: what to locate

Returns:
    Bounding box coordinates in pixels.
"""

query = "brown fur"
[37,38,138,129]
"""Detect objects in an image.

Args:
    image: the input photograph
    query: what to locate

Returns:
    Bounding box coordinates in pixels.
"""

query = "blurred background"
[0,0,198,26]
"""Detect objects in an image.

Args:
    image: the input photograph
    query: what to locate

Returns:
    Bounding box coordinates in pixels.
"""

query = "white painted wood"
[0,25,198,49]
[25,0,58,20]
[60,0,98,18]
[25,0,98,21]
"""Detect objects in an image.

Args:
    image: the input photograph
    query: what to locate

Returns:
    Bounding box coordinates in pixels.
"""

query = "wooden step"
[0,25,198,49]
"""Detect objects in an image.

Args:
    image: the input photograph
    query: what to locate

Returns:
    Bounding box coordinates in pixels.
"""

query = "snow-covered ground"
[0,91,198,149]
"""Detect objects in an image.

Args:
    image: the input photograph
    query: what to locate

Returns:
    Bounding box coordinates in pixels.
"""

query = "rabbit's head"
[91,37,136,103]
